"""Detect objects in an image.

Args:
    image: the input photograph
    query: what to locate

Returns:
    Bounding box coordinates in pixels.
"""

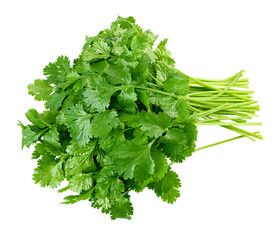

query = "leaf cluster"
[19,16,197,220]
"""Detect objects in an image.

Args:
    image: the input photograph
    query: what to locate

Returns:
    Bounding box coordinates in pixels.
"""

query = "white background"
[0,0,277,239]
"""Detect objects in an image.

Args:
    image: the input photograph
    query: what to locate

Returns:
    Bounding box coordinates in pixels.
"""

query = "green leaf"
[151,148,168,181]
[65,141,97,176]
[110,16,136,31]
[158,126,196,162]
[139,111,172,138]
[43,56,71,84]
[28,79,53,101]
[44,126,61,148]
[110,195,134,220]
[91,110,120,138]
[155,39,175,67]
[131,63,149,84]
[95,167,125,200]
[149,170,181,204]
[117,87,137,113]
[25,109,47,128]
[48,88,69,110]
[59,71,81,89]
[183,124,198,155]
[149,95,189,119]
[113,141,155,181]
[68,173,93,193]
[64,104,93,147]
[82,39,111,61]
[18,121,42,149]
[133,148,168,192]
[83,77,117,113]
[163,72,189,95]
[99,128,125,152]
[90,60,109,73]
[62,188,94,204]
[91,167,125,211]
[131,32,156,62]
[34,142,61,157]
[119,112,140,128]
[66,140,96,156]
[104,62,131,85]
[33,155,64,188]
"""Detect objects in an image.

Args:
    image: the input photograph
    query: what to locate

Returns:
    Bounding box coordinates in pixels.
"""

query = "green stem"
[194,131,261,152]
[132,85,180,99]
[215,72,241,97]
[195,122,262,126]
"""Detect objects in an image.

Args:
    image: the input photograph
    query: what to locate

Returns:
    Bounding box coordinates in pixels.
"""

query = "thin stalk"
[195,131,261,152]
[196,100,257,118]
[223,125,263,140]
[132,85,179,98]
[195,122,262,126]
[215,72,241,97]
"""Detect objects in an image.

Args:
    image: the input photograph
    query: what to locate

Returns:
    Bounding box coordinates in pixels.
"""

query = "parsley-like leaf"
[149,170,181,204]
[91,110,120,138]
[33,155,64,188]
[113,141,155,181]
[64,104,93,147]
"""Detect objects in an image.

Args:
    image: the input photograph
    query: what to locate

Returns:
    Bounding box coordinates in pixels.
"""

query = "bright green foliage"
[67,173,93,193]
[112,141,155,181]
[149,171,181,204]
[43,56,71,84]
[83,77,117,113]
[19,16,196,220]
[44,126,61,148]
[28,79,53,101]
[139,111,172,138]
[91,110,120,138]
[63,104,93,147]
[19,16,261,220]
[33,155,64,189]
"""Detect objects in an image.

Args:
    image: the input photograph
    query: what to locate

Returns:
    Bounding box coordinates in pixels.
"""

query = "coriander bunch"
[19,16,261,220]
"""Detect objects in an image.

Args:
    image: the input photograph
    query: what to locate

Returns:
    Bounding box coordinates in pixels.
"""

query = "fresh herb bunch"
[19,16,261,220]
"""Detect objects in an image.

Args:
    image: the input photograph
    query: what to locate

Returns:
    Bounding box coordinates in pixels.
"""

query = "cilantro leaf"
[99,128,125,152]
[25,109,47,128]
[113,141,155,181]
[95,167,125,200]
[44,126,61,149]
[64,104,93,147]
[158,125,197,162]
[110,195,134,220]
[28,79,53,101]
[163,72,189,95]
[91,110,120,138]
[151,148,168,181]
[65,141,97,175]
[104,62,131,85]
[117,87,137,113]
[62,188,94,204]
[149,95,189,119]
[82,39,111,61]
[33,155,64,188]
[155,39,175,67]
[131,32,156,62]
[48,88,69,110]
[139,111,172,138]
[83,76,117,113]
[67,173,93,193]
[149,170,181,204]
[18,121,43,149]
[43,56,71,84]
